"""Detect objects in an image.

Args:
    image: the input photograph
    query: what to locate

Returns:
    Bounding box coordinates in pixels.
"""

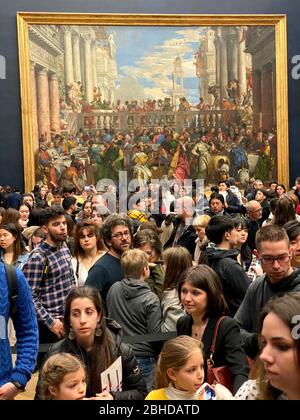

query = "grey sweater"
[106,277,162,357]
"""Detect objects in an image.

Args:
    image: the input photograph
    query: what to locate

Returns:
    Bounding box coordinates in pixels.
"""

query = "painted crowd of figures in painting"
[28,22,277,192]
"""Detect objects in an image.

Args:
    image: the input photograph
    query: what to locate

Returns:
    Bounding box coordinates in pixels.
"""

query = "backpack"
[4,262,18,317]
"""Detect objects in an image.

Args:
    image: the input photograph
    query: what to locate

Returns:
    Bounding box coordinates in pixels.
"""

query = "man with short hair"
[234,225,300,358]
[23,206,76,364]
[0,263,38,399]
[245,200,263,251]
[205,193,227,217]
[85,213,133,303]
[205,215,251,316]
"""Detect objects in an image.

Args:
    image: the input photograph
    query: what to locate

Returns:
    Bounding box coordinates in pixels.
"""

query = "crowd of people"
[1,175,300,400]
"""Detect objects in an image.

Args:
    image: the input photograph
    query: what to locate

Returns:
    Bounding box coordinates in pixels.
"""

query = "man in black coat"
[234,225,300,358]
[164,195,197,257]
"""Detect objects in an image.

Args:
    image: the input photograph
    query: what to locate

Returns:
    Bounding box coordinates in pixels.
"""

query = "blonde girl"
[146,335,205,400]
[40,353,87,400]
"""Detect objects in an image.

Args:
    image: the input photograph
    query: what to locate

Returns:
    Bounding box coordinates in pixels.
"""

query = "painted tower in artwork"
[172,54,184,108]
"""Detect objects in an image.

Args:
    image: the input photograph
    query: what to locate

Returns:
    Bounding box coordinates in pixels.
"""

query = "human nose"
[272,258,281,268]
[259,344,274,365]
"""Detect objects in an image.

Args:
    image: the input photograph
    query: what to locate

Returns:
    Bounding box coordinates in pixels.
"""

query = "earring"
[95,322,102,337]
[68,327,75,340]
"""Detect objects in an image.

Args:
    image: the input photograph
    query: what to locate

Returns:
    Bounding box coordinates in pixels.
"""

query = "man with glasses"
[245,200,263,252]
[85,214,133,303]
[234,225,300,358]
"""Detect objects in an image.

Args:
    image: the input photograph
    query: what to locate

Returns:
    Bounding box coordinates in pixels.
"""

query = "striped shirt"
[23,241,76,328]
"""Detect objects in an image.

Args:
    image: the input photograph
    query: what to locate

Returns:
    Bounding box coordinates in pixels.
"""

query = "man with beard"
[85,214,133,305]
[23,206,76,366]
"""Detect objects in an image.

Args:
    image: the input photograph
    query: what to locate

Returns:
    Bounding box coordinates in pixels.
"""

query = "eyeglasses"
[111,231,131,239]
[260,255,291,265]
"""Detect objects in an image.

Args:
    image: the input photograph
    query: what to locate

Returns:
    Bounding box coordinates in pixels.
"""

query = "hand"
[0,382,22,400]
[93,390,114,400]
[50,319,65,338]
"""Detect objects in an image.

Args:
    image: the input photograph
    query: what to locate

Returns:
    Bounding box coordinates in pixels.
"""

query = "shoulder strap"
[209,316,226,363]
[4,262,18,317]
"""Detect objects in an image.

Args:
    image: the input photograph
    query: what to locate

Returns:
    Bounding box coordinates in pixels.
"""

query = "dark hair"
[256,225,289,251]
[269,197,279,213]
[1,208,21,228]
[133,229,162,259]
[178,265,228,319]
[39,206,66,226]
[209,193,225,205]
[162,246,193,291]
[205,215,235,245]
[273,197,296,227]
[62,196,77,211]
[0,222,27,262]
[100,213,133,247]
[64,287,116,395]
[73,220,105,258]
[283,220,300,242]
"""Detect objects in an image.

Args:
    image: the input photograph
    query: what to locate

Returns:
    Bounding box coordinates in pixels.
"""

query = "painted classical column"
[36,68,51,141]
[261,64,274,130]
[72,32,82,83]
[252,69,262,130]
[91,40,97,91]
[219,29,228,101]
[238,28,247,96]
[63,27,74,86]
[227,29,238,82]
[30,62,39,149]
[49,73,61,134]
[214,29,220,87]
[83,35,93,102]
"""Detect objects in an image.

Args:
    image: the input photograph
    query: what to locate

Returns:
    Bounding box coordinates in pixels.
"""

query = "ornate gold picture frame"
[17,13,288,192]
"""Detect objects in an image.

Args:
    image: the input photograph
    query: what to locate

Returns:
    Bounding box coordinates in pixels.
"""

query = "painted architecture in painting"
[28,25,276,191]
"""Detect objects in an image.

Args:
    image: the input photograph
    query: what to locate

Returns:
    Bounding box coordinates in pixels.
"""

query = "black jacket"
[234,269,300,358]
[35,318,147,400]
[206,246,251,317]
[164,217,197,257]
[177,315,249,394]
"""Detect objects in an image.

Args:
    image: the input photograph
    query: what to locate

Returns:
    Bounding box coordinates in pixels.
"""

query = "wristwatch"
[12,381,25,391]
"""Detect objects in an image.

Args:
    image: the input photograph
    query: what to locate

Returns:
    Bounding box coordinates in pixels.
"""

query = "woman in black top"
[176,265,249,394]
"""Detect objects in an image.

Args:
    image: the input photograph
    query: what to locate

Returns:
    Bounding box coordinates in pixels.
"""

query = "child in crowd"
[145,336,232,400]
[40,353,87,400]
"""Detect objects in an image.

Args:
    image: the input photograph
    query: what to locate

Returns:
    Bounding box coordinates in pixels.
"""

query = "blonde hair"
[192,214,211,227]
[121,248,149,279]
[40,353,86,400]
[154,336,203,388]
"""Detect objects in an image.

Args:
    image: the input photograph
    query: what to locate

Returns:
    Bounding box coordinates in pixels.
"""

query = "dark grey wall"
[0,0,299,190]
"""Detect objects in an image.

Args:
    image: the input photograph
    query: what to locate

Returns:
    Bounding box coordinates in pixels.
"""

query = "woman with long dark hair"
[35,286,147,400]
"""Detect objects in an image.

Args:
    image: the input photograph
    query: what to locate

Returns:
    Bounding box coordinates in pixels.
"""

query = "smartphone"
[195,382,216,400]
[84,186,90,192]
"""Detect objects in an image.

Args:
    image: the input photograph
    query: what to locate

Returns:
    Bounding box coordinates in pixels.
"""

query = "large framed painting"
[17,13,288,193]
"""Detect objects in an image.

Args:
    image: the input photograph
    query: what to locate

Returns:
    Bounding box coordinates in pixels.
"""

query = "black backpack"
[4,262,18,317]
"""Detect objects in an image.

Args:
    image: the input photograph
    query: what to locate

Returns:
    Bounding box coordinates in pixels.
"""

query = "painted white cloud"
[118,28,206,99]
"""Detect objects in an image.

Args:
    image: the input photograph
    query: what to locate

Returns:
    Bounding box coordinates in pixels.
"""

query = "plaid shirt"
[23,241,76,329]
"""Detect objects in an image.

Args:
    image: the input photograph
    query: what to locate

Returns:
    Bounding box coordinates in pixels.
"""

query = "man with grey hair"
[164,195,197,257]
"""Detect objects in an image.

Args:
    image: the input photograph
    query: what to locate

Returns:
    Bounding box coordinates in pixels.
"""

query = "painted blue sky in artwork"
[106,26,206,104]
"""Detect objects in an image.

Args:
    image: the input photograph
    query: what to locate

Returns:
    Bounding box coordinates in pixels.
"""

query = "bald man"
[245,200,263,251]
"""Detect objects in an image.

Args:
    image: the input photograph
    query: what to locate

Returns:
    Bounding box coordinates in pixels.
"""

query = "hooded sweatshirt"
[206,246,251,317]
[234,268,300,358]
[106,278,162,356]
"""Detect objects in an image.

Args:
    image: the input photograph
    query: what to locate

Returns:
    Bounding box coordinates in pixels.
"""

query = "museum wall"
[0,0,299,190]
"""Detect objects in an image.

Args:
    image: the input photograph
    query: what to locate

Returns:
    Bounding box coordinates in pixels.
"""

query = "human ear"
[48,385,58,398]
[166,368,177,383]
